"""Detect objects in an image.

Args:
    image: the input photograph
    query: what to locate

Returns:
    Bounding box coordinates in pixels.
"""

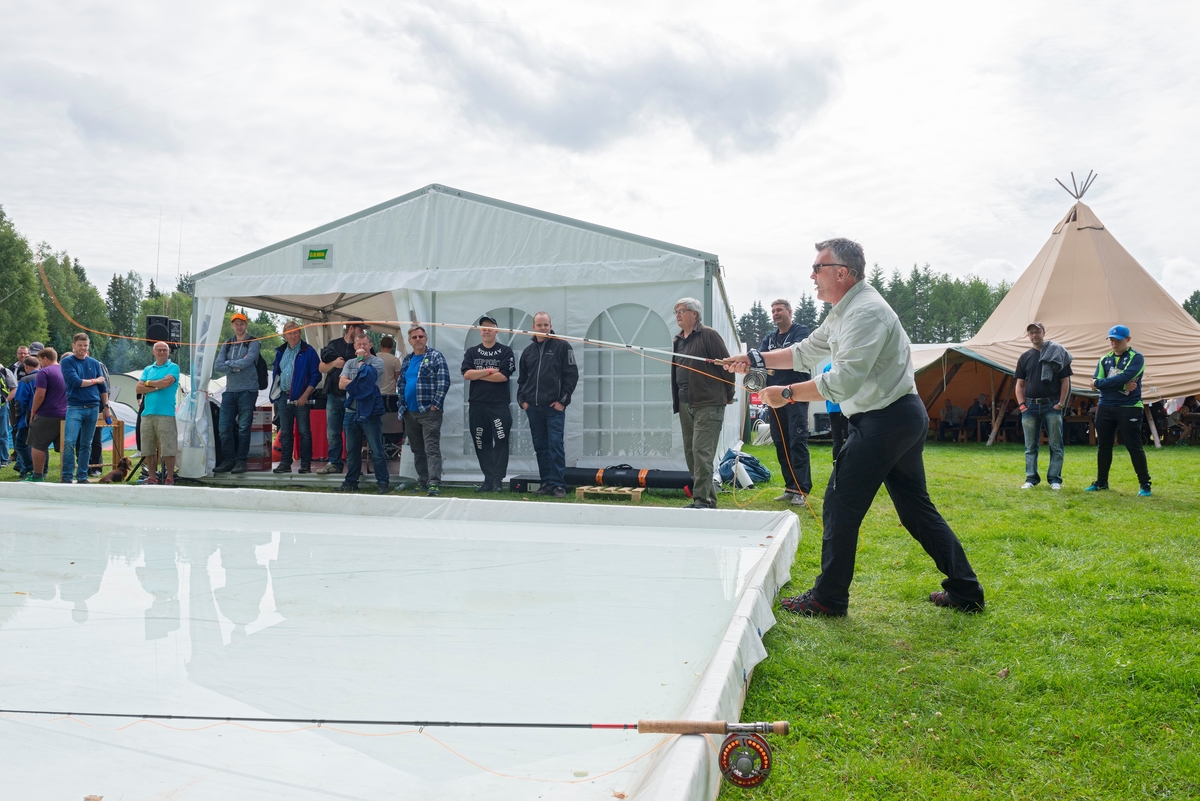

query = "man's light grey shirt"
[788,281,916,416]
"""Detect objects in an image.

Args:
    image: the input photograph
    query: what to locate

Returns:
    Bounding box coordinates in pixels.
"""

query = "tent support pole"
[986,375,1011,446]
[922,363,961,411]
[1145,407,1162,449]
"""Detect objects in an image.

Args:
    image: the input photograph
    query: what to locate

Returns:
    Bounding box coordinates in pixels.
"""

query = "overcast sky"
[3,1,1199,318]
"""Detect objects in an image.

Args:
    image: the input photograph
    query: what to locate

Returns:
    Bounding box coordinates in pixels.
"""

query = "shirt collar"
[830,280,868,318]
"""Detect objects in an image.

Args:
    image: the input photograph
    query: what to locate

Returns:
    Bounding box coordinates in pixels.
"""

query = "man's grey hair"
[815,238,866,281]
[770,298,792,312]
[282,319,302,332]
[674,297,703,322]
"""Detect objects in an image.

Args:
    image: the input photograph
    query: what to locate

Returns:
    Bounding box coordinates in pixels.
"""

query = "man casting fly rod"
[723,238,986,617]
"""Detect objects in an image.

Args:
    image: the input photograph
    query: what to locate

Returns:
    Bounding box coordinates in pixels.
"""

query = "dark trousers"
[525,405,566,489]
[766,401,811,493]
[344,414,389,488]
[13,426,31,474]
[813,394,985,612]
[403,409,444,484]
[1095,404,1151,486]
[829,411,848,464]
[275,398,312,469]
[470,402,512,487]
[325,396,346,468]
[219,390,257,462]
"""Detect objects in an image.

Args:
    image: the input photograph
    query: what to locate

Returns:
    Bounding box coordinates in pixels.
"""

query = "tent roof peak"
[192,183,719,285]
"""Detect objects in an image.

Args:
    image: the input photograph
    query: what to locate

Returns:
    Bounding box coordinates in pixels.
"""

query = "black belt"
[1027,397,1054,404]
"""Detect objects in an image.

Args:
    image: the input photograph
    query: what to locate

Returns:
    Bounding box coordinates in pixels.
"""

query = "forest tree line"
[0,205,281,376]
[736,264,1015,348]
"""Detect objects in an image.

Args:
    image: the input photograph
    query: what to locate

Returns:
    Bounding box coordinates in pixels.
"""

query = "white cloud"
[1159,257,1200,302]
[0,0,1198,318]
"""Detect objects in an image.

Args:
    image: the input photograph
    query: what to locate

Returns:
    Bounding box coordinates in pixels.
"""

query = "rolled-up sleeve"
[812,310,888,404]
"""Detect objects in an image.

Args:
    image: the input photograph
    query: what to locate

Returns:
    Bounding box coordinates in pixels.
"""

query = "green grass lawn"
[6,438,1197,798]
[724,441,1199,801]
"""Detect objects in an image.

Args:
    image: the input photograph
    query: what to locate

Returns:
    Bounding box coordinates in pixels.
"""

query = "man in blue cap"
[1087,325,1152,496]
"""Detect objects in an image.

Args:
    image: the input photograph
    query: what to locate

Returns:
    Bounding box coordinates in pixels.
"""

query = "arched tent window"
[462,307,534,457]
[583,304,673,457]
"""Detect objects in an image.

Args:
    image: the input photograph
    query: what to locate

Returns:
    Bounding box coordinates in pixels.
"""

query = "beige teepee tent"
[915,190,1200,437]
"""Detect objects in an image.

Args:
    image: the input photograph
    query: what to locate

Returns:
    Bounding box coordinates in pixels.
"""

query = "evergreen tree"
[1184,290,1200,323]
[37,246,111,359]
[793,293,818,331]
[868,264,885,293]
[106,270,144,338]
[176,272,195,295]
[147,278,162,299]
[0,206,49,356]
[736,301,773,348]
[817,301,832,326]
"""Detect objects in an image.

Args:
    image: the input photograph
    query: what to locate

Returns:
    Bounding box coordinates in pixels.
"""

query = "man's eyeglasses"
[811,262,847,274]
[410,334,427,339]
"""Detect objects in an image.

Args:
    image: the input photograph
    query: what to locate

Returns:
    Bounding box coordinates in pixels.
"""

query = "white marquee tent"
[184,184,744,480]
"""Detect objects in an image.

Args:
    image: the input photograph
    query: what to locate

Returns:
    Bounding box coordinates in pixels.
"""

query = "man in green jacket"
[671,297,734,509]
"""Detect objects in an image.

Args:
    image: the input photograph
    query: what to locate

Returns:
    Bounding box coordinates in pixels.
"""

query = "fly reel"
[743,369,770,393]
[718,732,773,788]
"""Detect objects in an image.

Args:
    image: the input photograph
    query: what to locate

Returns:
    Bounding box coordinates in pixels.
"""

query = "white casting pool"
[0,484,798,800]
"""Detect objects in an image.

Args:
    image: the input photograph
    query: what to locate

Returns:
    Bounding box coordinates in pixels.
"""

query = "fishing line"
[37,262,823,527]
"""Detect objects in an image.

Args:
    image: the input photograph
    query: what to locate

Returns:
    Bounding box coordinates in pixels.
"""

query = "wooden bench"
[575,485,644,504]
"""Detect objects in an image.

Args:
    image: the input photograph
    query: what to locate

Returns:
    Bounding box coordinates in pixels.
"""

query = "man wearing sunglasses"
[724,238,985,617]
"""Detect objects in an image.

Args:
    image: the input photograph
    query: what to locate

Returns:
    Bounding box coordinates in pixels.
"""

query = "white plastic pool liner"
[0,484,798,800]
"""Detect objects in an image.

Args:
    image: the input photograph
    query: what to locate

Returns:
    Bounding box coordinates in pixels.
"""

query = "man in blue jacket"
[59,333,111,484]
[1087,325,1152,496]
[336,331,389,493]
[270,321,321,475]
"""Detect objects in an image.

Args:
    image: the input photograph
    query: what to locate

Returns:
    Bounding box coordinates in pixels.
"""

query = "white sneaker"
[1021,482,1035,489]
[1049,483,1062,491]
[790,493,808,507]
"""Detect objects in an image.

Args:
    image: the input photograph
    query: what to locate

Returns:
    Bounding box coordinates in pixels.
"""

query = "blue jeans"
[63,405,99,482]
[0,404,9,462]
[219,390,257,462]
[525,405,566,489]
[1021,402,1064,485]
[326,397,346,469]
[14,425,31,474]
[344,414,388,487]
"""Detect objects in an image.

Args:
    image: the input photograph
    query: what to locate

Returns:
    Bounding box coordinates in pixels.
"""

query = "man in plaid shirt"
[397,326,451,495]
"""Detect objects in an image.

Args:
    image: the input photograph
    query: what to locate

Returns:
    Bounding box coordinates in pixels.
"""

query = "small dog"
[98,456,133,484]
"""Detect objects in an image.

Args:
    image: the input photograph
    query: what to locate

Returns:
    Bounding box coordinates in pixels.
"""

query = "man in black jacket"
[517,312,578,498]
[760,298,811,505]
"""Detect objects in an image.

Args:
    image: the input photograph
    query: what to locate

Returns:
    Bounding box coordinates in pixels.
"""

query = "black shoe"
[272,463,292,474]
[333,483,358,493]
[231,461,247,474]
[552,486,567,498]
[214,459,236,473]
[474,484,491,493]
[534,485,553,496]
[297,465,311,474]
[375,483,391,495]
[929,590,985,614]
[780,589,846,617]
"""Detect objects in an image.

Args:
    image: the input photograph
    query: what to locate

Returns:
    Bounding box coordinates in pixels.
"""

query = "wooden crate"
[575,485,644,504]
